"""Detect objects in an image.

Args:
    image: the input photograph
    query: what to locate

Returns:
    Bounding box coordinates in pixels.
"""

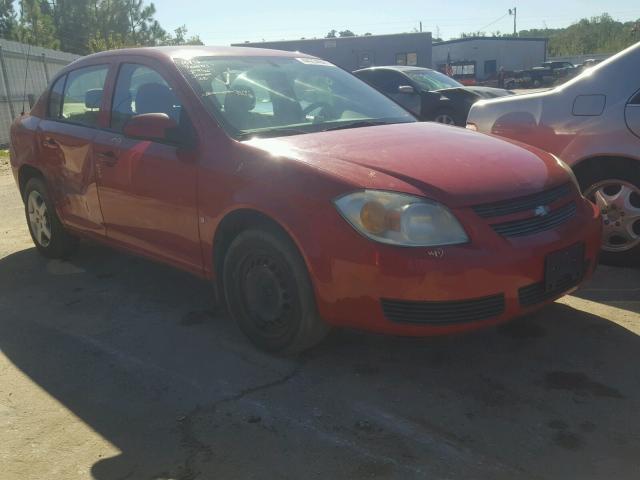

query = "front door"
[94,62,202,273]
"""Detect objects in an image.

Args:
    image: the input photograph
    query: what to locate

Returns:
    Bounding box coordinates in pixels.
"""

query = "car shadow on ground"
[1,243,639,479]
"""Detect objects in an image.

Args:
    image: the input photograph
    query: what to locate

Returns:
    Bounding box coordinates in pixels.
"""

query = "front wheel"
[223,228,329,354]
[580,169,640,266]
[24,177,78,258]
[433,108,462,126]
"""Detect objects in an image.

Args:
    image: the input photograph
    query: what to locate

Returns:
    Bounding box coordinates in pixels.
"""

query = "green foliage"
[0,0,202,54]
[519,14,640,56]
[0,0,17,39]
[459,13,640,56]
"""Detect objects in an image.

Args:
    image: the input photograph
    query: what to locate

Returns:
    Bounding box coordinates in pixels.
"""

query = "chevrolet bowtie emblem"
[534,205,550,217]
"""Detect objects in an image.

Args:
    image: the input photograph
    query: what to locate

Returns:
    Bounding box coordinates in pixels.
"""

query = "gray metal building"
[233,32,432,72]
[432,37,547,81]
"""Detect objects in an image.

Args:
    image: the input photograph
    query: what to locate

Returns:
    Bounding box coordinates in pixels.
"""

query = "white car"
[467,42,640,264]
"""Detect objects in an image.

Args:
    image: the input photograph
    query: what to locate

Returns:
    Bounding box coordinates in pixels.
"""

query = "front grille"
[490,202,577,238]
[381,294,505,325]
[518,260,589,306]
[473,183,571,218]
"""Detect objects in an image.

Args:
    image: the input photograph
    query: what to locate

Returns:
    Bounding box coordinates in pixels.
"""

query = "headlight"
[334,190,469,247]
[553,155,581,191]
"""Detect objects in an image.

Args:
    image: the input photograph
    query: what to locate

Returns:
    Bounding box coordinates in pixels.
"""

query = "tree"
[325,29,336,38]
[338,29,355,37]
[0,0,17,39]
[161,25,203,46]
[19,0,60,49]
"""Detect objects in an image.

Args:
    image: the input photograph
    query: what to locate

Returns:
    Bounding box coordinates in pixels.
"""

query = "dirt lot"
[1,160,639,480]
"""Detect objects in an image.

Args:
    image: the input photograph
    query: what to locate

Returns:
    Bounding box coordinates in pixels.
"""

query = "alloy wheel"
[585,179,640,252]
[434,113,456,125]
[27,190,52,248]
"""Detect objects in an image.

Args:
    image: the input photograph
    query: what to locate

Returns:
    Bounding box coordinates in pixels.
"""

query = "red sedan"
[10,46,601,353]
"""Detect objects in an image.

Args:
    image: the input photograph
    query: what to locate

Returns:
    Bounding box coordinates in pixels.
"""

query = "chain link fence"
[0,39,78,147]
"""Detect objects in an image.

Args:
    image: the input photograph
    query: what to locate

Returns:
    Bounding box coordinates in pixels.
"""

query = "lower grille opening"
[519,260,590,306]
[381,294,505,325]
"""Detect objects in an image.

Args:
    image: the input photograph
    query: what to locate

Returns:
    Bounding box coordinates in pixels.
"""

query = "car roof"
[354,66,435,74]
[65,45,314,67]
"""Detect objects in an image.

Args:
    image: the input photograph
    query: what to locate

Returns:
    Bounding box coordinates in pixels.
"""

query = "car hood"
[436,86,514,99]
[245,122,569,208]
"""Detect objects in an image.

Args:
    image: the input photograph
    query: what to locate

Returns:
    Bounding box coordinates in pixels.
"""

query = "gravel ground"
[1,165,639,480]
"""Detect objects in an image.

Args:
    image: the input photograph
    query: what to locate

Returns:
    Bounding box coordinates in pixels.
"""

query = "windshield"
[174,56,415,139]
[404,69,462,91]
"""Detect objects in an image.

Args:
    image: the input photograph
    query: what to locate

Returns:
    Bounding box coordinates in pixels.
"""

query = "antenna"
[21,42,32,115]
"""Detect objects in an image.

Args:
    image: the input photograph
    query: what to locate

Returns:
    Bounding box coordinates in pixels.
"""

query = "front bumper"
[307,197,601,336]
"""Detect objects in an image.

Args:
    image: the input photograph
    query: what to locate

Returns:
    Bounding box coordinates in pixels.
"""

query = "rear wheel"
[223,228,329,354]
[24,177,78,258]
[579,168,640,265]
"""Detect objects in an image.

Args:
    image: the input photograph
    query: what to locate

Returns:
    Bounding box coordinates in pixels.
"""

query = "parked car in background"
[467,41,640,264]
[354,66,513,126]
[10,46,601,353]
[511,61,578,88]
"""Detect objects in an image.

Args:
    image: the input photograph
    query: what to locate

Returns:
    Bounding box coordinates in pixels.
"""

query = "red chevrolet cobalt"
[10,47,601,353]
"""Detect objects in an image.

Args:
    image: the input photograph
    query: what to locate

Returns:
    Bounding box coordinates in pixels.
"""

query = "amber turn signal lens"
[360,201,387,234]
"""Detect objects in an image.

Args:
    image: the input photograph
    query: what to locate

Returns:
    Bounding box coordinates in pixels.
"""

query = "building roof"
[433,36,547,46]
[234,32,431,46]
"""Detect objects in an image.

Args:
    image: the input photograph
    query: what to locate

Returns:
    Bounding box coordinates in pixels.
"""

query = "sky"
[150,0,640,45]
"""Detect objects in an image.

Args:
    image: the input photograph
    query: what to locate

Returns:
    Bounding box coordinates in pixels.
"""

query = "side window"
[47,75,66,118]
[61,65,108,127]
[111,63,182,132]
[370,71,405,94]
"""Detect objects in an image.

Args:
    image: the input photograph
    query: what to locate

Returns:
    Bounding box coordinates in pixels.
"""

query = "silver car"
[467,41,640,265]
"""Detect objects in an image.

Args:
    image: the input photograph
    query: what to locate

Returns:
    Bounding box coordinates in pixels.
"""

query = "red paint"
[10,47,602,337]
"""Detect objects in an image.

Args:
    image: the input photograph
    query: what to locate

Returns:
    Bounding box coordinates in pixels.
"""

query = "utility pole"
[419,21,422,32]
[509,7,517,36]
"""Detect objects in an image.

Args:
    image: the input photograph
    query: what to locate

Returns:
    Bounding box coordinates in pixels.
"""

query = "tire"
[24,177,78,258]
[223,228,329,354]
[433,108,462,127]
[577,165,640,266]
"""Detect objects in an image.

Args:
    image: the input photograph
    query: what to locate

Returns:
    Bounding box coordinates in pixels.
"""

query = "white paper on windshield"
[295,57,335,66]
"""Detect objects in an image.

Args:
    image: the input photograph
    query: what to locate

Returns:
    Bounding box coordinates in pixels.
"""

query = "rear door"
[37,64,111,235]
[93,60,202,273]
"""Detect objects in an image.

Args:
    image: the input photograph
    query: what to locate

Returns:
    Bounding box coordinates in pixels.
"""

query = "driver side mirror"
[123,113,179,143]
[398,85,415,94]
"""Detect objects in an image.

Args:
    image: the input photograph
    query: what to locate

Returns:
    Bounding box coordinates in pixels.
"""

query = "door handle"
[42,137,58,149]
[96,151,118,166]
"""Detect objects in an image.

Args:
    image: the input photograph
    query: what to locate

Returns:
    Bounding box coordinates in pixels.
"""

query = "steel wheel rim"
[434,114,456,125]
[27,190,52,248]
[584,179,640,252]
[239,253,293,338]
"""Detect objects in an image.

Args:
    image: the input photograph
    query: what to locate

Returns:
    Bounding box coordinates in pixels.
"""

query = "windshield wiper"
[321,120,395,132]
